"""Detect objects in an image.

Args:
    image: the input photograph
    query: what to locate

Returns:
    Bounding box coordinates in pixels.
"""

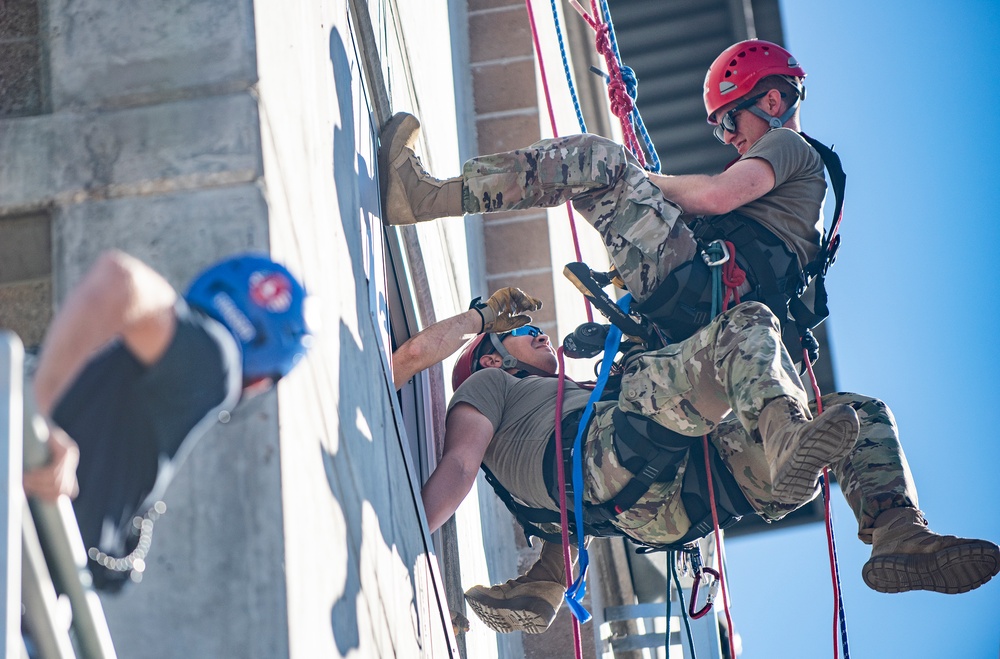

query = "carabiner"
[701,240,730,267]
[688,566,721,619]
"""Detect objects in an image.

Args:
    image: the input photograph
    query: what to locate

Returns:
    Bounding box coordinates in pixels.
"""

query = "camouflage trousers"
[583,300,807,545]
[580,303,918,546]
[462,133,697,301]
[712,391,919,544]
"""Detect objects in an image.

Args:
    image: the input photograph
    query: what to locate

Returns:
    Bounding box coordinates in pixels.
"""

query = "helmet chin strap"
[487,333,553,378]
[747,94,801,131]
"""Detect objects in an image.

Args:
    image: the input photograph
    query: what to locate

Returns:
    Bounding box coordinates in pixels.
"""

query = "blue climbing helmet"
[185,254,310,382]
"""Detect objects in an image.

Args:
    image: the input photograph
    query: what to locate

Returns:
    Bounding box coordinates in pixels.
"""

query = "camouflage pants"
[711,392,919,544]
[578,394,918,548]
[582,304,918,546]
[616,301,808,435]
[462,133,697,301]
[583,301,808,545]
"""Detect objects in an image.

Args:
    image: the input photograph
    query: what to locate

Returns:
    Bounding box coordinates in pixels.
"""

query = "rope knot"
[607,78,634,118]
[619,65,638,100]
[594,23,612,56]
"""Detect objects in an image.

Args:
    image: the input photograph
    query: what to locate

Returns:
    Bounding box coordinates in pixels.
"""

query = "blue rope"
[548,0,588,133]
[596,0,661,172]
[547,0,661,170]
[562,293,631,624]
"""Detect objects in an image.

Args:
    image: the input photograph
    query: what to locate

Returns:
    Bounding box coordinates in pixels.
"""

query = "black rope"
[669,553,699,659]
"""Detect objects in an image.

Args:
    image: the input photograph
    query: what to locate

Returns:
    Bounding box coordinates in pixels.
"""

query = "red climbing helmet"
[452,335,489,390]
[704,40,806,124]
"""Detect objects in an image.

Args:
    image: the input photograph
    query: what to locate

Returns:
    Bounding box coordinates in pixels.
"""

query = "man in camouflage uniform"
[422,313,998,634]
[422,302,863,632]
[380,41,828,331]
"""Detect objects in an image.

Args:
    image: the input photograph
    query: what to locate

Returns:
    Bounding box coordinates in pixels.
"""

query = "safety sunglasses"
[712,92,767,143]
[501,325,542,339]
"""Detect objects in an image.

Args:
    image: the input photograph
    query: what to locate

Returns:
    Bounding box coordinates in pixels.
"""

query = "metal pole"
[0,331,25,659]
[22,389,117,659]
[22,505,76,659]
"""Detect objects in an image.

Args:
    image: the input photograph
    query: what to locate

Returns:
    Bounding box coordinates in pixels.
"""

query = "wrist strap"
[468,296,488,334]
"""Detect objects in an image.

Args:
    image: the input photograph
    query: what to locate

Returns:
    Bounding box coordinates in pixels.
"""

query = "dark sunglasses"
[501,325,541,339]
[712,92,768,143]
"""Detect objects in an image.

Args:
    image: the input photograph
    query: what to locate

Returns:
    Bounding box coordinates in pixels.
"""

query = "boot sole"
[771,406,859,505]
[862,541,1000,594]
[464,587,559,634]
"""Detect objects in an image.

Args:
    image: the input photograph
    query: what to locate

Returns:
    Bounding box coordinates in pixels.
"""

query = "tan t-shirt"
[736,127,826,268]
[448,368,593,510]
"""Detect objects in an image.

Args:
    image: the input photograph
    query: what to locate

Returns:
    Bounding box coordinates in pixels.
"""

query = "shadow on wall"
[322,27,434,655]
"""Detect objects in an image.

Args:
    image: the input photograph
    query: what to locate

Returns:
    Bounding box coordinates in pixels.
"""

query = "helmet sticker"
[249,271,293,313]
[213,292,256,342]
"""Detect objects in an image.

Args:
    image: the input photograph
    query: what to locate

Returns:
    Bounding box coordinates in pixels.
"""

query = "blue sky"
[724,1,1000,657]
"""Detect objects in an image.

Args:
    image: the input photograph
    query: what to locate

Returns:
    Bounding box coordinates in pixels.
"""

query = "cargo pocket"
[620,343,691,410]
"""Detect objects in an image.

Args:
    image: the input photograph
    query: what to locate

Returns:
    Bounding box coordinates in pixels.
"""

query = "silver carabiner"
[701,240,730,267]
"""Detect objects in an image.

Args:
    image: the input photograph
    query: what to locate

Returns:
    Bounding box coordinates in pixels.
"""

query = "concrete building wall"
[2,0,464,656]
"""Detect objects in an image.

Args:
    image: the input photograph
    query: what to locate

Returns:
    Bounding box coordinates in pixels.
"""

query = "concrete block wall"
[0,0,288,656]
[2,0,458,656]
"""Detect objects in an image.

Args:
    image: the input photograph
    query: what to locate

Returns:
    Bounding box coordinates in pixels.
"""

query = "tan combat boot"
[464,540,573,634]
[862,507,1000,594]
[377,112,464,225]
[759,397,860,505]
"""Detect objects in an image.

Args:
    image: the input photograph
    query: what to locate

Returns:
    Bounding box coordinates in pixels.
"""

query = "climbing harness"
[633,134,847,367]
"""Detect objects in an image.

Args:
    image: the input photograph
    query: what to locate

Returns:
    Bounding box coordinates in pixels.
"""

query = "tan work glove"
[472,287,542,334]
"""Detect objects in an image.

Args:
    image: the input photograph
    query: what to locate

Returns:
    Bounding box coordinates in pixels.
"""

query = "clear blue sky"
[725,1,1000,657]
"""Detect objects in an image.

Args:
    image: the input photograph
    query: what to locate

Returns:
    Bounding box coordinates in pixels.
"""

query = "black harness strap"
[480,463,567,545]
[634,212,802,348]
[480,404,754,552]
[787,134,847,343]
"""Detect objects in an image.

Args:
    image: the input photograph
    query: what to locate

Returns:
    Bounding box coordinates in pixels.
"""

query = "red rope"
[702,434,738,659]
[565,0,644,165]
[721,240,746,311]
[822,467,839,659]
[804,348,841,659]
[524,0,592,322]
[554,347,584,658]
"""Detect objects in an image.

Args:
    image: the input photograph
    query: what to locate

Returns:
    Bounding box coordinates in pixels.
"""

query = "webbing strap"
[586,422,679,524]
[563,293,631,623]
[480,464,565,544]
[799,133,846,275]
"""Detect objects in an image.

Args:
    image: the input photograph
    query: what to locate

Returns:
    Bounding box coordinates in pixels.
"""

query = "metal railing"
[1,330,116,658]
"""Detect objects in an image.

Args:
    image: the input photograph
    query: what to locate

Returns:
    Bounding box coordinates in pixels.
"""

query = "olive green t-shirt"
[448,368,593,510]
[737,127,826,268]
